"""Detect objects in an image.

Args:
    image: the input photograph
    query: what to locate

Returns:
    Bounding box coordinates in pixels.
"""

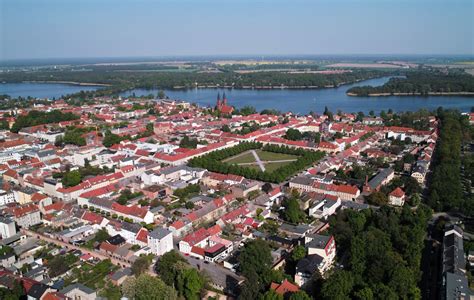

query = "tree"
[185,201,195,209]
[131,256,152,276]
[102,130,123,147]
[289,291,312,300]
[365,191,388,206]
[261,289,284,300]
[262,182,273,193]
[282,198,305,224]
[284,128,303,141]
[62,170,82,187]
[221,124,231,132]
[354,287,374,300]
[321,270,354,300]
[291,245,306,262]
[239,239,273,293]
[122,274,177,300]
[176,268,204,300]
[155,250,187,286]
[158,90,166,99]
[95,228,110,243]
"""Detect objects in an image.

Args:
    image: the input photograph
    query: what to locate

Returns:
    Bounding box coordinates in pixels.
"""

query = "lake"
[121,77,474,114]
[2,78,474,114]
[0,82,99,99]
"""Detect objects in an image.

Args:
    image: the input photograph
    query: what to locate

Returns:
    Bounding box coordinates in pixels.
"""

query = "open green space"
[255,149,298,161]
[188,142,324,183]
[223,151,257,164]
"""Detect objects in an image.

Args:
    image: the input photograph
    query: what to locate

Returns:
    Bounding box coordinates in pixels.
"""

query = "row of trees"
[320,205,432,299]
[188,142,324,183]
[10,110,79,133]
[427,110,473,214]
[347,71,474,96]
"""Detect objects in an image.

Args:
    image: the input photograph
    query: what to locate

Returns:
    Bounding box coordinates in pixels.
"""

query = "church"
[215,92,234,115]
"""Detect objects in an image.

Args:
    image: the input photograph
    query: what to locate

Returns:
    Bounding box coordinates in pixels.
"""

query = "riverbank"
[347,91,474,97]
[23,80,111,87]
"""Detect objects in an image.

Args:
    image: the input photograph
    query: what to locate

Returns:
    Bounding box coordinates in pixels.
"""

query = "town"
[0,92,473,300]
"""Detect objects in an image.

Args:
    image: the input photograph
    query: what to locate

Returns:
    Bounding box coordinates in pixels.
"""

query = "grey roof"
[110,267,132,281]
[305,234,331,249]
[0,216,14,224]
[341,201,369,211]
[443,226,466,275]
[149,227,171,240]
[279,223,313,235]
[296,254,323,274]
[27,283,49,298]
[37,149,55,158]
[367,168,394,189]
[61,283,96,295]
[291,176,313,186]
[444,272,470,300]
[121,221,142,234]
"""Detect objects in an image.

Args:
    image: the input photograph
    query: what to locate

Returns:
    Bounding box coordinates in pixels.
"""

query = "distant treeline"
[0,69,386,99]
[347,71,474,96]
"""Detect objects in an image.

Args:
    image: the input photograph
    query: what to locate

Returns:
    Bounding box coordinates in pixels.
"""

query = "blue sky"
[1,0,473,60]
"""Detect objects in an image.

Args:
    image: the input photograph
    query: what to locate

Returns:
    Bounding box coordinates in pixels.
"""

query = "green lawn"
[254,150,298,161]
[223,151,257,164]
[263,161,294,172]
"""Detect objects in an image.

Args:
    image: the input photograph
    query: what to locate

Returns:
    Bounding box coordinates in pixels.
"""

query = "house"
[295,255,325,287]
[294,234,336,286]
[147,227,173,256]
[363,168,394,193]
[12,204,42,228]
[388,187,405,206]
[109,268,132,286]
[0,216,16,239]
[270,279,300,297]
[308,194,341,219]
[179,228,210,254]
[441,225,469,300]
[60,283,97,300]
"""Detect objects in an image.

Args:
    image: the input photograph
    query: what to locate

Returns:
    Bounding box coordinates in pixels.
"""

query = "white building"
[0,217,16,239]
[148,227,173,256]
[0,189,16,206]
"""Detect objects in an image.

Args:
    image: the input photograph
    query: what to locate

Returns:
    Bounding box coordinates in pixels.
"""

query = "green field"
[223,151,257,164]
[255,150,298,161]
[223,149,298,172]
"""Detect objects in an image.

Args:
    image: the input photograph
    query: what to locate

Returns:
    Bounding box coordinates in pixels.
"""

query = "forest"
[10,110,80,133]
[347,71,474,96]
[320,205,432,299]
[0,68,386,99]
[426,109,474,215]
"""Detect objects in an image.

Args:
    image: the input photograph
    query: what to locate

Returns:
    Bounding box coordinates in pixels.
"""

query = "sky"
[0,0,473,60]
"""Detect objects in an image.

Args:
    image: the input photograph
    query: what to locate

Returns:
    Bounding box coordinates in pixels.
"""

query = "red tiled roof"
[82,211,104,224]
[270,279,300,295]
[136,228,149,243]
[390,187,405,198]
[182,228,210,246]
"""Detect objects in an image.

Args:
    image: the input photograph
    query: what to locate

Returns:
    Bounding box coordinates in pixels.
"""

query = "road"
[251,150,265,172]
[20,228,132,268]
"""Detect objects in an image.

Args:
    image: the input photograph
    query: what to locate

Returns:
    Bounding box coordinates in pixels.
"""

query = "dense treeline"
[426,110,473,214]
[11,110,80,133]
[321,205,431,299]
[347,71,474,96]
[0,69,385,99]
[187,142,324,183]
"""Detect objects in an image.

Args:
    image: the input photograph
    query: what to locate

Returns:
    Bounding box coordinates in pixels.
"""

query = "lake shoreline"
[347,92,474,97]
[21,81,111,87]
